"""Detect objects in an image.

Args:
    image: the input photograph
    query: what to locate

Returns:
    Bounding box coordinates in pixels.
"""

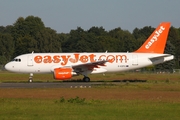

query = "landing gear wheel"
[28,73,33,83]
[83,77,90,82]
[28,78,33,83]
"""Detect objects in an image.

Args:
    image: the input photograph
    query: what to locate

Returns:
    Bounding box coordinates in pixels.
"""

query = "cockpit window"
[13,58,21,62]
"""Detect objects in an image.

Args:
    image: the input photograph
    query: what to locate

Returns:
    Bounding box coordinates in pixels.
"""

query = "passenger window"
[13,58,21,62]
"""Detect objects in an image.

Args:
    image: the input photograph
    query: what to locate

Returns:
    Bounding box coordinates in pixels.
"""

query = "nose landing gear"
[28,73,33,83]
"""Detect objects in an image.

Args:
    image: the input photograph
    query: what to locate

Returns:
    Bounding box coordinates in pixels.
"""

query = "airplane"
[5,22,174,82]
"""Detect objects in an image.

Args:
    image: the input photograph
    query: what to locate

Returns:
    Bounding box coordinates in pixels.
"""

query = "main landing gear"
[27,73,90,82]
[83,76,90,82]
[28,73,33,83]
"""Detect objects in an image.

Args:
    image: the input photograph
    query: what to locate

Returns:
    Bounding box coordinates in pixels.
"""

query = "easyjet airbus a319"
[5,22,174,82]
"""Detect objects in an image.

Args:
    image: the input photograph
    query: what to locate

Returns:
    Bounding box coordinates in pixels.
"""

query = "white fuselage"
[5,52,174,74]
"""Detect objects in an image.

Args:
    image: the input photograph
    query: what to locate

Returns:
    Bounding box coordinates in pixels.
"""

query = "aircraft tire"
[83,77,90,82]
[28,78,33,83]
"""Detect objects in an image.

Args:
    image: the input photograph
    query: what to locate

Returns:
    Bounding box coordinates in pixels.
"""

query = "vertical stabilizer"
[135,22,171,53]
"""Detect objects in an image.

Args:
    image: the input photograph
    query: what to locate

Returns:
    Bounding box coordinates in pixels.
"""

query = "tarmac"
[0,82,102,88]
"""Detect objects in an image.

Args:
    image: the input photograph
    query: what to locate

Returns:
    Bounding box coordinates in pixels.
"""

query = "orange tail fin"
[135,22,171,53]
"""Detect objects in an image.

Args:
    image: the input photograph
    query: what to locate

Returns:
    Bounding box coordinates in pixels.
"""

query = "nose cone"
[5,62,12,71]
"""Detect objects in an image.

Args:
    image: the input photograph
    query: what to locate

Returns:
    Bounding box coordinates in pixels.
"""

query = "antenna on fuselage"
[105,50,108,53]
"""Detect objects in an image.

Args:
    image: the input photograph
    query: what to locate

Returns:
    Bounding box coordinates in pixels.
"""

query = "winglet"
[134,22,171,53]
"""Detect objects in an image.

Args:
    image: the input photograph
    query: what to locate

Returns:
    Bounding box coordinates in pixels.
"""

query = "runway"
[0,82,103,88]
[0,80,146,88]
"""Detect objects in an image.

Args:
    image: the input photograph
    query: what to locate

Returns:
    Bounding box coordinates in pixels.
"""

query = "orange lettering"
[89,54,96,62]
[116,55,127,63]
[34,54,128,65]
[43,56,52,63]
[107,55,115,63]
[99,55,106,60]
[80,55,88,63]
[53,55,60,63]
[69,54,79,63]
[61,55,71,66]
[34,56,42,63]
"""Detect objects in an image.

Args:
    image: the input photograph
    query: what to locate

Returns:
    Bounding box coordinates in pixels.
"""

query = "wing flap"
[72,60,108,73]
[72,60,108,69]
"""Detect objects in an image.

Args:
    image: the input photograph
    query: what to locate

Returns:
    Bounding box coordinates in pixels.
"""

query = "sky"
[0,0,180,33]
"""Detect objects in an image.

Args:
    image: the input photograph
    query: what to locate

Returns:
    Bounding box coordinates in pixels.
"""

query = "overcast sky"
[0,0,179,33]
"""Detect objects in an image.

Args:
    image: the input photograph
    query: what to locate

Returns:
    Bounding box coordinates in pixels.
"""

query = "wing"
[50,60,109,74]
[72,60,108,73]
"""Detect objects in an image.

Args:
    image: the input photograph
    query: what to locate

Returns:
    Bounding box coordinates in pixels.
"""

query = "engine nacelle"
[53,68,73,80]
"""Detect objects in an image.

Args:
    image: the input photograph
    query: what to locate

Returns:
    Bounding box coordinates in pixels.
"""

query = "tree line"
[0,16,179,71]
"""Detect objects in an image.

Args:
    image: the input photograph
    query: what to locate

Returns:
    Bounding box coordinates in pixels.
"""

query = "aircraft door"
[132,55,138,66]
[27,55,33,66]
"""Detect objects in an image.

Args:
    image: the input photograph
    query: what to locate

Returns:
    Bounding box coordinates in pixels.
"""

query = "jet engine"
[53,68,74,80]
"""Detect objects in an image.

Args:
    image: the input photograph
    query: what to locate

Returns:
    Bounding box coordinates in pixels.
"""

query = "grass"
[1,71,180,83]
[1,71,180,119]
[0,98,180,120]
